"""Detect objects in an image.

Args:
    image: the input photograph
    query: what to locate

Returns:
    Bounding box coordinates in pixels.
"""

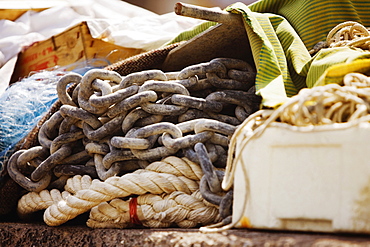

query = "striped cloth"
[168,0,370,107]
[314,58,370,87]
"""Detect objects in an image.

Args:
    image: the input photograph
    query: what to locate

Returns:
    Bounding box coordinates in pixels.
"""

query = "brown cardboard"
[11,21,143,82]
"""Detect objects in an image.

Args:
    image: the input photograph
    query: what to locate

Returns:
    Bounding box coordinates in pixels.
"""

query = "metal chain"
[194,143,233,222]
[8,57,261,191]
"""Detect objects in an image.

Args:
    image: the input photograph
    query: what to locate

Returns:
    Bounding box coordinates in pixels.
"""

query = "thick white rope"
[87,190,221,228]
[17,189,71,218]
[17,156,203,226]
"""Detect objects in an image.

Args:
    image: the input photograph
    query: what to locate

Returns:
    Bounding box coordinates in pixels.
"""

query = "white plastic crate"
[228,121,370,233]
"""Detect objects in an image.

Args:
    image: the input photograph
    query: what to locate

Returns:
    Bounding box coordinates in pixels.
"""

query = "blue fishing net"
[0,70,66,176]
[0,59,110,185]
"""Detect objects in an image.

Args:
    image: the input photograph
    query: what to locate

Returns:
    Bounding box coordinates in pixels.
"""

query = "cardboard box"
[11,21,143,82]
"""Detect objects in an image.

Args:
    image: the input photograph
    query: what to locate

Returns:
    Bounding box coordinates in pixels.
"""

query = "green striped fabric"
[167,0,370,107]
[227,3,311,106]
[248,0,370,51]
[314,58,370,86]
[308,47,370,87]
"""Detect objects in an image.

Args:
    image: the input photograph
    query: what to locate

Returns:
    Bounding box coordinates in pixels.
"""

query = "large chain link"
[7,58,261,192]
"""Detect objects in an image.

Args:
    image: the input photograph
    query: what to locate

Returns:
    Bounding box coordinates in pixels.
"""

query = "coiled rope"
[327,21,370,50]
[310,21,370,55]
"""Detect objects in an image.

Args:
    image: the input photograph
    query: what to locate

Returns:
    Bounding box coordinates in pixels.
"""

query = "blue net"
[0,70,66,175]
[0,59,110,183]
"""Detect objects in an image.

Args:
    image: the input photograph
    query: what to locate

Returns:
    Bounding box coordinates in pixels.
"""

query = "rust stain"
[240,216,252,228]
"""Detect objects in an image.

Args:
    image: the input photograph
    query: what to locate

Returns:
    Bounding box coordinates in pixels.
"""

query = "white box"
[231,121,370,233]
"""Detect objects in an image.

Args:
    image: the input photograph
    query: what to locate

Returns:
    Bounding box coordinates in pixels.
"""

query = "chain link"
[78,69,122,115]
[7,149,52,192]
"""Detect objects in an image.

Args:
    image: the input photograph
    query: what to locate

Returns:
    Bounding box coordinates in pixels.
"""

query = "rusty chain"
[7,57,261,192]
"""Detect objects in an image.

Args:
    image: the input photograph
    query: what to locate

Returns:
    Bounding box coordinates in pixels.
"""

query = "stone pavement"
[1,222,370,246]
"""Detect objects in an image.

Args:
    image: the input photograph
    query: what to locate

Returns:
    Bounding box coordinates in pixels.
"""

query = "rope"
[17,189,71,217]
[87,190,221,229]
[44,173,197,226]
[144,156,203,181]
[17,156,203,226]
[326,21,370,50]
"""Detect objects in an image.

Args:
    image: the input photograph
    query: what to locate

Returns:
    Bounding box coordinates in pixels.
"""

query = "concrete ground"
[1,222,370,246]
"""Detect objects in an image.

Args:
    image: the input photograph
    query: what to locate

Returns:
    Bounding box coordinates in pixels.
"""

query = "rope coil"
[327,21,370,50]
[87,190,221,229]
[310,21,370,55]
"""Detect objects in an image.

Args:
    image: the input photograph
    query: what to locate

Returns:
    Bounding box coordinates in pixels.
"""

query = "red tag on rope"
[129,197,142,226]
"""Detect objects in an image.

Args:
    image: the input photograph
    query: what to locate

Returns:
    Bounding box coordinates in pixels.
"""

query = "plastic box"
[232,121,370,233]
